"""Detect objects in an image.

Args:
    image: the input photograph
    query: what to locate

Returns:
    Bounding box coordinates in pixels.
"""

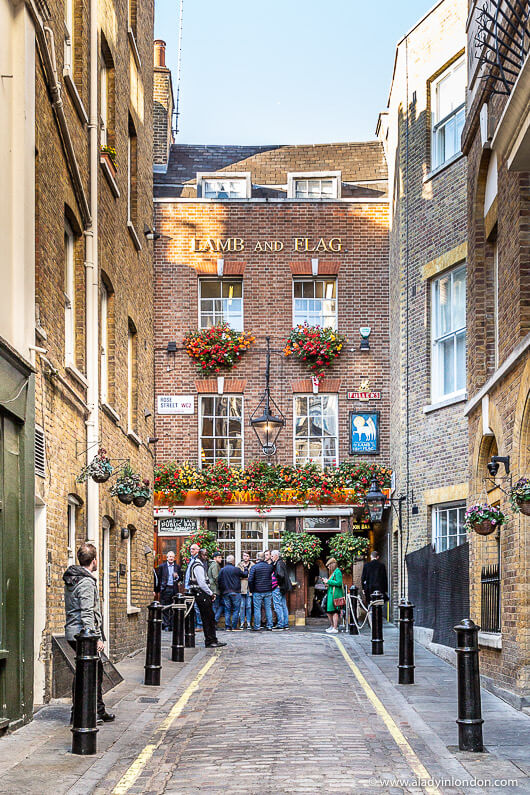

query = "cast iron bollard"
[349,585,359,635]
[371,590,384,655]
[71,628,99,755]
[171,593,185,662]
[144,601,162,686]
[398,599,415,684]
[184,594,196,648]
[454,618,484,752]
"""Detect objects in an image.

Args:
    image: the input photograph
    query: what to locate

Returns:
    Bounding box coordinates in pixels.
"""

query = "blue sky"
[154,0,435,144]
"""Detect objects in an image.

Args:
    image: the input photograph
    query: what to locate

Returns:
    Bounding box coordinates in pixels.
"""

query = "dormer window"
[287,171,341,199]
[197,172,251,199]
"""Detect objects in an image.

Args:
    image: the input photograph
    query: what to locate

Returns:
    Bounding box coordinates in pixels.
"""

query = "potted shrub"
[110,463,138,505]
[183,324,255,376]
[280,531,322,569]
[76,447,113,484]
[464,504,507,536]
[284,324,346,379]
[510,477,530,516]
[133,478,152,508]
[328,533,369,570]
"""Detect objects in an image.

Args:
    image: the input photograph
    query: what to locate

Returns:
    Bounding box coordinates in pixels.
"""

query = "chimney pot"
[154,39,166,68]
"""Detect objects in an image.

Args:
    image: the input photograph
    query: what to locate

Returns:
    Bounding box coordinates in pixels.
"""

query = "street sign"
[157,395,195,414]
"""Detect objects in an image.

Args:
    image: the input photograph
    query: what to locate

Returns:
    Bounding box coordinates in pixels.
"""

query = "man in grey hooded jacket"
[63,542,114,724]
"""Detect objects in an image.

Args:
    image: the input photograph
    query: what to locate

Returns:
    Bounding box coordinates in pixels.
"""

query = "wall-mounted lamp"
[120,527,129,540]
[360,327,371,351]
[144,223,161,241]
[147,436,159,444]
[166,341,177,354]
[487,455,510,477]
[144,408,152,419]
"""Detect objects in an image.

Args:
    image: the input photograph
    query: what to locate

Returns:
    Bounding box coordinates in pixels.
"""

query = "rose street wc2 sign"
[157,395,195,415]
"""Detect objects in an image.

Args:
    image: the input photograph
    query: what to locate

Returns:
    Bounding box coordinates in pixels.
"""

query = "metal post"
[349,585,359,635]
[371,590,384,655]
[71,628,99,755]
[171,593,185,662]
[144,601,162,686]
[398,599,415,684]
[184,594,196,648]
[454,618,484,752]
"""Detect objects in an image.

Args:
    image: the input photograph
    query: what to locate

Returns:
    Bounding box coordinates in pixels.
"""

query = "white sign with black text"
[157,395,195,415]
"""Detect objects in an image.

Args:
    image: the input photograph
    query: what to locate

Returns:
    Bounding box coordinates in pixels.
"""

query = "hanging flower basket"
[76,448,113,484]
[118,493,134,505]
[280,531,322,568]
[133,479,152,508]
[111,463,140,505]
[183,324,255,376]
[510,478,530,516]
[328,533,369,569]
[465,504,507,536]
[284,324,346,378]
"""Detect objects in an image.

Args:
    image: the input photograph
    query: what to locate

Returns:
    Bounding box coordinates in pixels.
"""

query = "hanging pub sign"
[157,517,198,535]
[349,411,380,455]
[348,378,381,401]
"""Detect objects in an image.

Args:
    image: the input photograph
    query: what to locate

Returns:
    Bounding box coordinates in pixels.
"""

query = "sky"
[154,0,436,145]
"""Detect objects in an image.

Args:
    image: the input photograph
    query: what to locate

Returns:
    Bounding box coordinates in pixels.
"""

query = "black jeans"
[193,590,218,646]
[160,585,178,629]
[68,640,105,717]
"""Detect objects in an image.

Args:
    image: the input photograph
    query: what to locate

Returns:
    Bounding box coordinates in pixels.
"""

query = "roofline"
[168,140,383,149]
[153,197,390,204]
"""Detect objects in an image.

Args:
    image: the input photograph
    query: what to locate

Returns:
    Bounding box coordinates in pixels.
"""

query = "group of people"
[154,545,293,648]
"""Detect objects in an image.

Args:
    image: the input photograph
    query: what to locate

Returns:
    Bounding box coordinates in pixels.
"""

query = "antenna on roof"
[174,0,184,136]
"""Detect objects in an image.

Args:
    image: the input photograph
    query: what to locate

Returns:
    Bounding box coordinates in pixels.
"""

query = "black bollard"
[144,601,163,686]
[454,618,484,752]
[371,590,384,655]
[349,585,359,635]
[184,594,196,648]
[171,593,185,662]
[398,599,415,684]
[71,628,99,755]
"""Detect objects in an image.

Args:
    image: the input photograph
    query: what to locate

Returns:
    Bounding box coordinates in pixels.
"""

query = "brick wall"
[153,40,173,166]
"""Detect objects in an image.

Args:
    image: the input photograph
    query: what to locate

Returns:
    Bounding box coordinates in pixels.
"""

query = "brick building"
[461,0,530,709]
[377,1,469,651]
[153,75,390,619]
[31,0,155,706]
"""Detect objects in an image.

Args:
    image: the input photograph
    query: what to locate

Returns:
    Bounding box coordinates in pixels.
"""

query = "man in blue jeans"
[218,554,246,631]
[271,549,291,629]
[248,551,273,631]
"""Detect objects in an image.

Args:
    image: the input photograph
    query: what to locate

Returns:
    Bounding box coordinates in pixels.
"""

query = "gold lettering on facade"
[329,237,342,252]
[191,237,342,253]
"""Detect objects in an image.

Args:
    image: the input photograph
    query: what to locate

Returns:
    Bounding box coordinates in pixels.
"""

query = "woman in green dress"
[323,557,343,634]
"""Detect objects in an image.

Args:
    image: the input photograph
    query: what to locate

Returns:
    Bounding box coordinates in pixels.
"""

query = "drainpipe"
[84,0,99,543]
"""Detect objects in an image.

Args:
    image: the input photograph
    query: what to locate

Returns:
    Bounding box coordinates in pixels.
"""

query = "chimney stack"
[154,39,166,68]
[153,39,174,167]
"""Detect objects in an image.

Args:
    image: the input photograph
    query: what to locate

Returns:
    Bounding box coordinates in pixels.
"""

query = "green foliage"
[328,533,369,569]
[180,528,217,566]
[280,531,322,569]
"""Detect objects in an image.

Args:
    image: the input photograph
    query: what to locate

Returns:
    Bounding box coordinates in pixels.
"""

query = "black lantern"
[250,336,285,456]
[364,476,386,523]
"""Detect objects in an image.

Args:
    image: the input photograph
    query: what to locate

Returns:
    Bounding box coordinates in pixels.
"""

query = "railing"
[481,564,501,633]
[474,0,530,95]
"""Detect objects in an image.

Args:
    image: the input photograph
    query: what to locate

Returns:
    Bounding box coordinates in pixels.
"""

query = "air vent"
[35,426,46,478]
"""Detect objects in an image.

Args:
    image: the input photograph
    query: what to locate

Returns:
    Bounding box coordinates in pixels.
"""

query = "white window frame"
[199,395,244,468]
[101,517,111,654]
[64,220,75,366]
[293,393,339,469]
[67,495,81,566]
[127,325,136,432]
[127,133,132,223]
[100,282,109,403]
[432,502,467,553]
[292,278,337,329]
[431,264,466,402]
[216,519,285,562]
[64,0,74,74]
[199,278,244,331]
[127,531,132,609]
[287,171,341,199]
[100,60,108,145]
[303,516,341,533]
[197,172,251,199]
[431,56,466,170]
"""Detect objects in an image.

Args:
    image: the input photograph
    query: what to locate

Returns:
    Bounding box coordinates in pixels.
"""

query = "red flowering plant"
[154,461,200,504]
[199,460,242,505]
[183,324,255,376]
[180,527,217,566]
[241,461,285,504]
[281,531,322,568]
[284,324,346,378]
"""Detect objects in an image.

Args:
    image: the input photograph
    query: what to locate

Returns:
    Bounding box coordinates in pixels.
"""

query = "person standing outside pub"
[218,554,246,631]
[208,551,224,626]
[187,549,226,648]
[155,550,182,631]
[185,543,203,630]
[323,557,343,635]
[248,551,274,631]
[238,551,254,629]
[271,549,291,630]
[361,550,388,604]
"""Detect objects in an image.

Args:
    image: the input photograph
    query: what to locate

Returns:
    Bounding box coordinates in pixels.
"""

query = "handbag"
[333,596,346,608]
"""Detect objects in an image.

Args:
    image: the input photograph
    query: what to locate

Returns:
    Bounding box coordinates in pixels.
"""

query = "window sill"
[423,393,467,414]
[101,402,120,424]
[127,221,142,251]
[100,157,120,198]
[423,152,465,183]
[478,631,502,650]
[127,430,142,446]
[65,363,88,389]
[35,324,47,342]
[63,70,88,125]
[128,28,142,69]
[127,606,141,615]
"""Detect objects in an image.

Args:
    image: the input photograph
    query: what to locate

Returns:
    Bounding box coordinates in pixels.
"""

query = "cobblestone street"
[0,627,529,794]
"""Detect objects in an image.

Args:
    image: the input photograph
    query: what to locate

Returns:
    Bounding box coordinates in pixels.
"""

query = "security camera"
[487,459,499,477]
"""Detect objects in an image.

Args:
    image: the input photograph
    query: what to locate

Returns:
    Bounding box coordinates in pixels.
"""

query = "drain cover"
[139,697,159,703]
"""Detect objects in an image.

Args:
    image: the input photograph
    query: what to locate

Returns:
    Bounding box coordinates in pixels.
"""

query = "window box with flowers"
[100,145,117,173]
[510,478,530,516]
[284,323,346,380]
[464,504,507,536]
[183,324,255,376]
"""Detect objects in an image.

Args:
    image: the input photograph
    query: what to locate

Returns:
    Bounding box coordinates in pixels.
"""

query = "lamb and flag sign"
[349,411,380,454]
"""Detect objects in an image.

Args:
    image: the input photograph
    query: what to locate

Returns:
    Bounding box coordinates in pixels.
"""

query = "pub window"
[197,172,250,199]
[293,279,337,329]
[432,503,466,553]
[287,172,340,199]
[199,279,243,330]
[294,394,338,468]
[431,265,466,401]
[200,396,243,467]
[127,319,138,433]
[431,55,465,169]
[64,219,76,366]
